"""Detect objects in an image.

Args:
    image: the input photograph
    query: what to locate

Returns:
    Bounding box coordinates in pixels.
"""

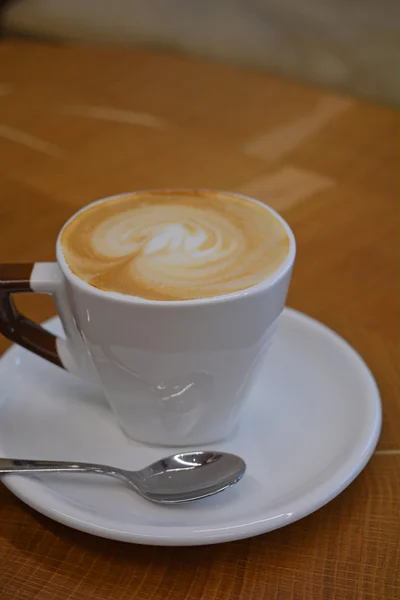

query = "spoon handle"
[0,458,104,474]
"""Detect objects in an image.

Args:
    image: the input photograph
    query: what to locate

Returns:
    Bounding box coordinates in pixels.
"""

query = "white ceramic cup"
[0,190,295,446]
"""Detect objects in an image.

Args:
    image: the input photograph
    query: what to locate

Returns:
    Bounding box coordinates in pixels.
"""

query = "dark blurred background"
[2,0,400,106]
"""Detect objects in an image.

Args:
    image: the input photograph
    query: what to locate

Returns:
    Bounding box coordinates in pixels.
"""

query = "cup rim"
[56,188,296,306]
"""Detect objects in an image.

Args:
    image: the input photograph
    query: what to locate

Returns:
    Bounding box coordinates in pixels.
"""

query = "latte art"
[61,191,290,300]
[91,205,247,290]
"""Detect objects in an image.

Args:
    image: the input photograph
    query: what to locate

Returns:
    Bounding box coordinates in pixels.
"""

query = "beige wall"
[4,0,400,105]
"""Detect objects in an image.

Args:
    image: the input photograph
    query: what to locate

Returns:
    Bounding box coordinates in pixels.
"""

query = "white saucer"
[0,309,381,546]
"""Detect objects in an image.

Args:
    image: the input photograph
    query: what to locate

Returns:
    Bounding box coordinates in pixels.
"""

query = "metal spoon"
[0,451,245,504]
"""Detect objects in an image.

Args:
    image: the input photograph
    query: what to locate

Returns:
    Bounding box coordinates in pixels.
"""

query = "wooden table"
[0,41,398,600]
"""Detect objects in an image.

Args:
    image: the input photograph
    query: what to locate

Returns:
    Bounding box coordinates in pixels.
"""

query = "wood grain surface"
[0,41,399,600]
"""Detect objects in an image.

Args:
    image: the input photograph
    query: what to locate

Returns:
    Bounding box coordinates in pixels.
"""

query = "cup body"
[54,191,296,446]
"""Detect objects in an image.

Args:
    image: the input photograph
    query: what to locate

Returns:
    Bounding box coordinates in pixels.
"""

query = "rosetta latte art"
[61,191,290,300]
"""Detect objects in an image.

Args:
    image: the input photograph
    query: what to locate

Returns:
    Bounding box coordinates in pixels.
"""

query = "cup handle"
[0,263,65,368]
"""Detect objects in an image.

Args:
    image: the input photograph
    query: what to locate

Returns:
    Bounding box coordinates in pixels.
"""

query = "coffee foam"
[61,191,290,300]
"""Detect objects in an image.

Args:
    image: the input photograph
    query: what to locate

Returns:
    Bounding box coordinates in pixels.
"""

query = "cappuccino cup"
[0,190,295,445]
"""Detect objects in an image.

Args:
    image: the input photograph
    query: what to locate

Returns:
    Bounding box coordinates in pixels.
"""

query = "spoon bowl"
[0,451,246,504]
[132,451,246,503]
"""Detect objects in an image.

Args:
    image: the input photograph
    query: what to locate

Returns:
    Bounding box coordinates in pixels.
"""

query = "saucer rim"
[0,308,382,546]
